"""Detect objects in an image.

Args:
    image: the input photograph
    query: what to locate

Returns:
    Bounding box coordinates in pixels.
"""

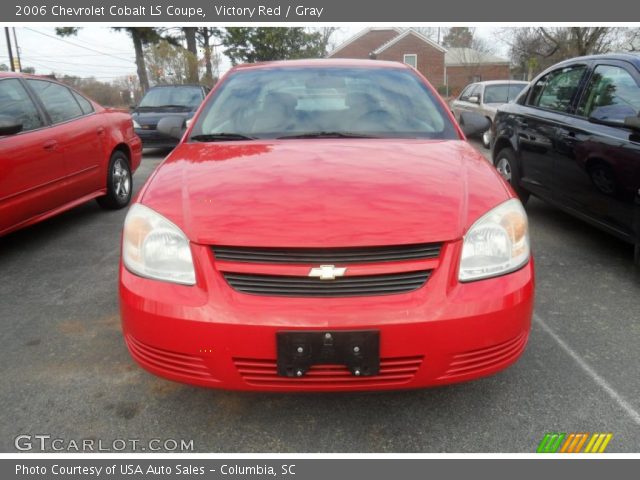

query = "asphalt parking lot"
[1,142,639,453]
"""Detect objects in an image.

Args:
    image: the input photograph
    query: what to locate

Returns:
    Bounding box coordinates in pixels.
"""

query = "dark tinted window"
[529,65,586,113]
[27,80,83,124]
[191,67,458,140]
[139,86,203,108]
[576,65,640,119]
[484,83,528,104]
[0,78,44,132]
[72,91,94,115]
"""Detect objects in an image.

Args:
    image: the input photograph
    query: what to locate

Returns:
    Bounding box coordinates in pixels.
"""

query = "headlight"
[132,119,141,128]
[122,204,195,285]
[459,198,530,282]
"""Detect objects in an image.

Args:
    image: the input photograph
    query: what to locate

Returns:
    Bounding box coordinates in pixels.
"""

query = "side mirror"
[157,116,186,140]
[624,115,640,132]
[468,95,480,104]
[459,111,491,137]
[129,104,137,111]
[0,115,23,136]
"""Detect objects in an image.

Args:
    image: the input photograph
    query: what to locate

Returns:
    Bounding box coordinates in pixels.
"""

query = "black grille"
[212,243,442,264]
[223,270,431,297]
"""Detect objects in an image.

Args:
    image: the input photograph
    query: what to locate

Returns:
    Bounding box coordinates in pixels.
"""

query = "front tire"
[481,122,492,149]
[494,148,530,205]
[97,151,132,210]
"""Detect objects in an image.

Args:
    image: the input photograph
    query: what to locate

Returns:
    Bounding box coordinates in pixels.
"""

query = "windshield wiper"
[276,131,380,139]
[190,133,257,142]
[139,104,190,110]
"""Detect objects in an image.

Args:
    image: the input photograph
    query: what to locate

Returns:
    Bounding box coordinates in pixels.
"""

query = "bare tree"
[197,28,223,86]
[56,27,165,92]
[315,27,340,55]
[618,28,640,51]
[502,27,623,80]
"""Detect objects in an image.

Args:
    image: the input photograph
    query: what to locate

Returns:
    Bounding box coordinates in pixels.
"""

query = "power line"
[20,56,135,70]
[38,28,132,56]
[23,28,134,63]
[23,58,132,80]
[12,52,133,59]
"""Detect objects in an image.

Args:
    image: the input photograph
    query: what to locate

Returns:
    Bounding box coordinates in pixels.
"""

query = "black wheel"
[494,147,530,205]
[97,151,132,210]
[588,162,617,196]
[481,120,492,149]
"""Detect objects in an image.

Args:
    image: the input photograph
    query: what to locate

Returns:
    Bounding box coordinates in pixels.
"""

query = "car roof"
[551,52,640,69]
[0,71,52,80]
[148,84,204,88]
[475,80,529,86]
[230,58,409,71]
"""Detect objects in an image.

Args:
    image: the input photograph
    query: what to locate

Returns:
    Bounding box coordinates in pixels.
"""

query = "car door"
[0,77,68,234]
[516,64,589,200]
[451,84,478,120]
[26,79,105,200]
[559,61,640,241]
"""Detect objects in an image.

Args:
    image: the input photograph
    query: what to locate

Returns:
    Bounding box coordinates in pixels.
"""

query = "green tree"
[221,28,333,65]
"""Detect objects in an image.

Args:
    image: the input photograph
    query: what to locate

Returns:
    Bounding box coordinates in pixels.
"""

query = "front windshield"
[139,86,203,108]
[190,67,459,140]
[484,83,527,104]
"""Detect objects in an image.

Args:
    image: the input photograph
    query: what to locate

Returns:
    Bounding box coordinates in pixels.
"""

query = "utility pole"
[12,28,21,72]
[4,27,15,72]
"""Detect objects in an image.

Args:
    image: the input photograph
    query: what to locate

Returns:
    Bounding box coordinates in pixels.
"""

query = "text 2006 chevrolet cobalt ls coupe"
[120,59,534,391]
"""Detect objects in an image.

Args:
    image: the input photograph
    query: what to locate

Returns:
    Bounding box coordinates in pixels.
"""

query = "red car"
[0,72,142,236]
[120,59,534,391]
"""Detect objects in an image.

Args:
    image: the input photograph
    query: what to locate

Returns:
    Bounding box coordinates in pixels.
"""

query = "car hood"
[140,139,511,247]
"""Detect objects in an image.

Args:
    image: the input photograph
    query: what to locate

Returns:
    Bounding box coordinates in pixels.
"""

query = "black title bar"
[5,0,640,22]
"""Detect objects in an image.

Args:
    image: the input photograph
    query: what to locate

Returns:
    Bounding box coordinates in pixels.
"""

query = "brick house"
[445,48,511,96]
[328,28,510,96]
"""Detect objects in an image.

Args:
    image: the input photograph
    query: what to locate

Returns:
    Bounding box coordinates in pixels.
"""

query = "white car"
[451,80,529,148]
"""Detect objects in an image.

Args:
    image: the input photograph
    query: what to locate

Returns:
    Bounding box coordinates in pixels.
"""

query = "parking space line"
[533,313,640,426]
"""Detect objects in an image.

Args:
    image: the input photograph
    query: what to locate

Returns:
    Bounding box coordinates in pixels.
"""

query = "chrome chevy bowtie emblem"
[308,265,347,280]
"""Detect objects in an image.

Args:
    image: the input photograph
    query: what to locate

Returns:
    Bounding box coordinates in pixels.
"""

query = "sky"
[0,26,506,82]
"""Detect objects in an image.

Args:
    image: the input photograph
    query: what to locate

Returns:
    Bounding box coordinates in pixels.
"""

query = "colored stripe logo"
[537,433,613,453]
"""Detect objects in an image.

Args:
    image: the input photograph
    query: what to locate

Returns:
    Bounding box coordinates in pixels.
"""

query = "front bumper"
[134,128,178,149]
[120,241,534,391]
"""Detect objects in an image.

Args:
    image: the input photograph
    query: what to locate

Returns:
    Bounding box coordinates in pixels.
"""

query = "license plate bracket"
[277,330,380,378]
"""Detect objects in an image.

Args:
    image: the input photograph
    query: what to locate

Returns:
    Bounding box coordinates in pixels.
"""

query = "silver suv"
[450,80,529,148]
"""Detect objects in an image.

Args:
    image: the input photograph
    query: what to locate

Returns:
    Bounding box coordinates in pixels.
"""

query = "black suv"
[492,54,640,265]
[131,84,209,148]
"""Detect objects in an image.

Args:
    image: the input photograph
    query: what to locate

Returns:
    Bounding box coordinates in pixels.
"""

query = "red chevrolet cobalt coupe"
[0,73,141,236]
[120,59,534,391]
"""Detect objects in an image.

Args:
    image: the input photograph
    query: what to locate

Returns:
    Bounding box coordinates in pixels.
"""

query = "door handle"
[97,127,105,136]
[558,130,576,140]
[43,140,58,151]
